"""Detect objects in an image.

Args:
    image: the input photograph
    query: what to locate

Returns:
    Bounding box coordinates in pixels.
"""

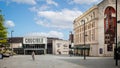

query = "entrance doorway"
[25,50,44,55]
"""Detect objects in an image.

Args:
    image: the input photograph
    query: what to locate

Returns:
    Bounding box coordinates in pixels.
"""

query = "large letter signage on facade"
[23,37,47,44]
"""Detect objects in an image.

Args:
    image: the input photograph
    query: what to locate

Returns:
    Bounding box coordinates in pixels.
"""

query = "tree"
[0,10,8,46]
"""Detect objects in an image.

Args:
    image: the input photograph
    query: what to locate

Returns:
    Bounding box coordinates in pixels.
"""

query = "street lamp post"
[0,29,2,47]
[115,0,118,66]
[81,20,86,60]
[11,30,14,55]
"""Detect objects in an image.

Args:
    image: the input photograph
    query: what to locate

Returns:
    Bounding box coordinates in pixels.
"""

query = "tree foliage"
[0,10,8,45]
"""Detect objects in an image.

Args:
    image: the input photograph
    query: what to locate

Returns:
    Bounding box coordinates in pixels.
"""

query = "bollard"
[0,53,3,59]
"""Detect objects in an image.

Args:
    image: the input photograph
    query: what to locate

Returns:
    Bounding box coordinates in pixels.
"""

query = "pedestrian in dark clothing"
[69,50,73,57]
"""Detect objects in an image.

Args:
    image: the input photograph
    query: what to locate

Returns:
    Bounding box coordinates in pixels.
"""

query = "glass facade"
[24,44,45,49]
[23,37,47,55]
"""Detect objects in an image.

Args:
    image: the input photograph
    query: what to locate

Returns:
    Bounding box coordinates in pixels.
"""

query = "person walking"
[32,51,35,61]
[69,50,73,57]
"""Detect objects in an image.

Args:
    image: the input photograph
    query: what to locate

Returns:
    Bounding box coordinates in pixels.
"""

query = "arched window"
[104,6,116,51]
[93,12,95,18]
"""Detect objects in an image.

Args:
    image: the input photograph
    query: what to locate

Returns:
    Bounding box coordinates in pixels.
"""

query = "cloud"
[25,31,64,39]
[69,0,102,5]
[1,0,59,6]
[12,0,37,5]
[1,0,37,5]
[5,20,15,28]
[39,5,50,11]
[35,9,82,29]
[29,5,50,12]
[46,0,58,6]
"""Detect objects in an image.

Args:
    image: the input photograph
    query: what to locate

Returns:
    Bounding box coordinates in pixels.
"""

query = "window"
[90,23,92,28]
[80,34,81,42]
[93,12,95,18]
[85,25,87,30]
[63,44,68,47]
[57,43,61,48]
[80,27,81,32]
[88,23,92,29]
[85,32,87,41]
[82,33,84,42]
[92,22,95,28]
[91,15,92,19]
[88,30,91,41]
[92,29,95,41]
[107,44,113,51]
[86,17,89,21]
[99,48,103,54]
[92,34,94,41]
[88,24,89,29]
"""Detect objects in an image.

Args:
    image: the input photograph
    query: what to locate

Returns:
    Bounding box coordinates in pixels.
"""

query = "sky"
[0,0,102,40]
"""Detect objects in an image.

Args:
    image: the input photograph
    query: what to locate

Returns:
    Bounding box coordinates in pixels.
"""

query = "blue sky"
[0,0,102,40]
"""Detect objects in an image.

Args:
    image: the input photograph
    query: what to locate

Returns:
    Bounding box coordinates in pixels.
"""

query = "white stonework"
[97,0,120,56]
[53,40,69,55]
[73,0,120,57]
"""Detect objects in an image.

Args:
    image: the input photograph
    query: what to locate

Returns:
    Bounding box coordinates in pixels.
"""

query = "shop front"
[71,44,90,56]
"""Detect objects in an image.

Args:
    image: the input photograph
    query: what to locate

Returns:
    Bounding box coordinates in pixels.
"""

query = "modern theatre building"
[23,36,47,55]
[8,36,69,55]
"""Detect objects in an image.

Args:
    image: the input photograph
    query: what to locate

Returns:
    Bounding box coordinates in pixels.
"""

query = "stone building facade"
[73,0,120,56]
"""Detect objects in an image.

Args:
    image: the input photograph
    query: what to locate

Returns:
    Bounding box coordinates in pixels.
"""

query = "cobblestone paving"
[0,55,120,68]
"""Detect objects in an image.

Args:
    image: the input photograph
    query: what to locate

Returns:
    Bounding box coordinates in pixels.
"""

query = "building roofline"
[23,36,44,37]
[74,5,98,23]
[8,37,23,38]
[97,0,104,6]
[73,0,105,24]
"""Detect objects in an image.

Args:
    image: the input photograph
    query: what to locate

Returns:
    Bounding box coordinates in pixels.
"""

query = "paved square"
[0,55,119,68]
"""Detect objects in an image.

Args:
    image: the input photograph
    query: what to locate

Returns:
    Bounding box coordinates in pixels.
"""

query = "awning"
[70,44,90,50]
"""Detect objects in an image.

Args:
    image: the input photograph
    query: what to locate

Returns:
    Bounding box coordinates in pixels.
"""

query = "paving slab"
[0,55,119,68]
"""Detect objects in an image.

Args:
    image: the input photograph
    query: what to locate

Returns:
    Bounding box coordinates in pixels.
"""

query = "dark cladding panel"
[8,37,23,43]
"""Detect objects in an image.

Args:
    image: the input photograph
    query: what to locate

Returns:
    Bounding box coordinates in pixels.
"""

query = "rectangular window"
[57,43,61,48]
[80,34,81,42]
[93,12,95,18]
[85,25,87,30]
[88,30,91,41]
[85,32,87,42]
[92,29,95,41]
[82,33,84,42]
[107,44,113,51]
[92,22,95,28]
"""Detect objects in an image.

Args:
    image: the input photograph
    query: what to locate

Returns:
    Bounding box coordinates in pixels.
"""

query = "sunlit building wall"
[73,0,120,56]
[53,39,69,55]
